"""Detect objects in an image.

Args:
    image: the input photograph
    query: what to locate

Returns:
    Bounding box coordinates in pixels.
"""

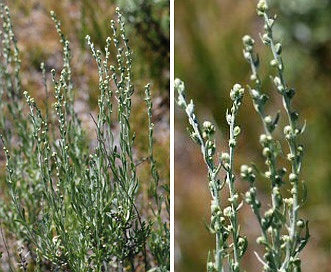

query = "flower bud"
[242,35,255,46]
[238,236,247,246]
[273,76,282,86]
[250,187,256,195]
[211,199,219,214]
[255,199,261,208]
[245,191,252,204]
[230,84,244,101]
[243,51,251,60]
[228,193,239,203]
[262,147,271,157]
[264,115,272,124]
[284,198,293,206]
[207,262,215,271]
[220,152,230,164]
[241,165,255,183]
[270,59,278,67]
[262,33,271,45]
[203,121,216,136]
[223,206,232,217]
[284,125,292,135]
[240,164,250,174]
[264,208,273,219]
[296,219,305,228]
[203,121,212,127]
[250,74,257,81]
[234,126,241,137]
[174,78,185,94]
[297,145,304,155]
[206,140,216,157]
[259,134,272,146]
[185,101,195,116]
[229,139,236,147]
[282,235,290,243]
[256,236,266,245]
[190,132,200,144]
[257,0,268,13]
[265,171,271,178]
[289,173,297,182]
[275,43,282,54]
[287,153,295,161]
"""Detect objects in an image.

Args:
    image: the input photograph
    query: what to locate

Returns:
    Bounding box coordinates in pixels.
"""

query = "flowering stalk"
[175,0,309,271]
[241,0,309,271]
[224,84,247,272]
[175,79,246,272]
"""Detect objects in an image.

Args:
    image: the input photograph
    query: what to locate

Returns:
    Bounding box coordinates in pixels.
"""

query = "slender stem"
[245,50,281,269]
[264,11,301,266]
[227,106,240,270]
[214,194,224,272]
[175,80,226,271]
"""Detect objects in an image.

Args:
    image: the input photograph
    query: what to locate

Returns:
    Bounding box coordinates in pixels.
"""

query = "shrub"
[0,4,169,271]
[175,1,309,271]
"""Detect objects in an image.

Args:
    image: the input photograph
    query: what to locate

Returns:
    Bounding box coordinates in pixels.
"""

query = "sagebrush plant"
[0,3,169,271]
[175,1,309,271]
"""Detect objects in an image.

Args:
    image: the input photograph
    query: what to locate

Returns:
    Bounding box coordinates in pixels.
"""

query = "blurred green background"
[175,0,331,271]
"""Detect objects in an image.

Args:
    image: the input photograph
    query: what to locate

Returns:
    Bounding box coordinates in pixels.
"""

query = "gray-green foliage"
[175,0,309,271]
[176,80,246,272]
[0,4,169,271]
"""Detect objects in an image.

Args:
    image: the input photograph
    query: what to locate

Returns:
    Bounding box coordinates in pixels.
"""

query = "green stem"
[227,107,240,270]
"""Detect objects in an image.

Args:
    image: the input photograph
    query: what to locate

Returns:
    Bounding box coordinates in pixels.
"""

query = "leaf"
[14,219,28,227]
[21,208,26,221]
[274,140,284,157]
[299,180,308,208]
[291,111,299,123]
[269,110,280,132]
[162,184,170,193]
[131,132,136,144]
[299,120,307,135]
[285,88,296,99]
[295,220,310,254]
[260,94,269,106]
[239,236,248,258]
[254,53,260,67]
[236,201,244,212]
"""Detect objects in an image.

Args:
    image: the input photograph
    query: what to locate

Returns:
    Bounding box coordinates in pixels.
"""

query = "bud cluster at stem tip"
[257,0,268,15]
[230,84,244,102]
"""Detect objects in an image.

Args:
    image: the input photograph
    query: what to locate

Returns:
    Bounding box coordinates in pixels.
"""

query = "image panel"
[175,0,331,271]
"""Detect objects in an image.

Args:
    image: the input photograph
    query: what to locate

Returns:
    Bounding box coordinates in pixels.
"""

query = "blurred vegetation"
[175,0,331,271]
[117,0,170,92]
[7,0,169,93]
